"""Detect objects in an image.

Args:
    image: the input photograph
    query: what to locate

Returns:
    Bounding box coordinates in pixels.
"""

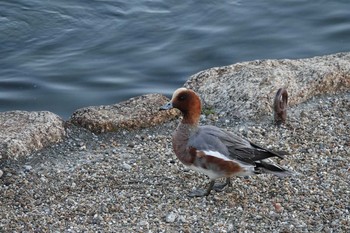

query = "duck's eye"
[178,95,186,101]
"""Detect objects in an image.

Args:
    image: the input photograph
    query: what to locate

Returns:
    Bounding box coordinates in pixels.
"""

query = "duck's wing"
[194,125,285,163]
[187,125,256,174]
[187,126,230,157]
[187,125,292,177]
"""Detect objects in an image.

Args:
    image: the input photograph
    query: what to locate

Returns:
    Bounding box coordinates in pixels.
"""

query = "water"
[1,0,350,119]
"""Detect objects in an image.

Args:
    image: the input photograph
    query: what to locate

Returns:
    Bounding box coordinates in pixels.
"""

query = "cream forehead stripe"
[171,87,188,101]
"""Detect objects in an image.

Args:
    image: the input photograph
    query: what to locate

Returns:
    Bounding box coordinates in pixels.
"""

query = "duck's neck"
[181,109,200,125]
[173,121,198,165]
[177,121,198,136]
[174,114,199,145]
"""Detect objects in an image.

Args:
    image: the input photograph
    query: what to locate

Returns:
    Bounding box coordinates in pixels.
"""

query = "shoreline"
[1,53,350,232]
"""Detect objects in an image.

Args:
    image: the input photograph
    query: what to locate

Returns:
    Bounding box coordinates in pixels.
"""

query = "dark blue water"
[1,0,350,119]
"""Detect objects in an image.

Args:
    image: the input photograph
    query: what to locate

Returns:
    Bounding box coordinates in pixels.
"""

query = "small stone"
[182,167,191,172]
[0,169,3,178]
[139,220,148,226]
[227,223,235,232]
[77,142,84,147]
[23,165,32,172]
[273,202,284,213]
[122,163,132,170]
[40,177,47,183]
[178,215,187,223]
[300,110,307,118]
[165,212,177,223]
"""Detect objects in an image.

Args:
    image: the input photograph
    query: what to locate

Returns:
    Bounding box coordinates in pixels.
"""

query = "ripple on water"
[0,0,350,117]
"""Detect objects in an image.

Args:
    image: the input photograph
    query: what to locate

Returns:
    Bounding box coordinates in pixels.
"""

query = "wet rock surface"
[185,52,350,120]
[0,111,66,161]
[70,93,179,134]
[1,91,349,232]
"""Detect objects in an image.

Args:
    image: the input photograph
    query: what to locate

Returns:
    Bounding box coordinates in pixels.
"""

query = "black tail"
[249,141,289,160]
[254,160,293,177]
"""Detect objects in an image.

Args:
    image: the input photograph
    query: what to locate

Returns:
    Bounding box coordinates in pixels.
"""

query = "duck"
[160,87,292,197]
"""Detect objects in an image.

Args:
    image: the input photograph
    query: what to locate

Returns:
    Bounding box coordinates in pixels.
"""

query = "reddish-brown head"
[160,88,202,124]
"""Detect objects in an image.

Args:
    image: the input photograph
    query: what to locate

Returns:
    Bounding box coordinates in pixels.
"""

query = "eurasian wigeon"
[160,88,292,197]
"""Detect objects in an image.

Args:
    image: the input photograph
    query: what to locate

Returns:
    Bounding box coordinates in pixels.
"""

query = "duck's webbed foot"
[188,178,232,197]
[188,180,215,197]
[213,178,231,192]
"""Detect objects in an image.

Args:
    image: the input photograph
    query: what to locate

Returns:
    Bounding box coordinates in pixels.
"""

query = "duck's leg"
[213,178,231,192]
[188,180,215,197]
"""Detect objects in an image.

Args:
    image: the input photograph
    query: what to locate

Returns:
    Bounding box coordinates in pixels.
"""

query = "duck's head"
[160,88,202,124]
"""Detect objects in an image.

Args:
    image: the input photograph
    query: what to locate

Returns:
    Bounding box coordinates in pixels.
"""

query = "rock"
[165,212,177,223]
[185,52,350,120]
[0,111,66,161]
[273,202,284,213]
[122,162,132,170]
[70,94,179,134]
[23,165,33,172]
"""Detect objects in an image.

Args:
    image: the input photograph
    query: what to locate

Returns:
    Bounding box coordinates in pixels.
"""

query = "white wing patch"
[200,150,232,161]
[186,150,256,179]
[201,150,254,170]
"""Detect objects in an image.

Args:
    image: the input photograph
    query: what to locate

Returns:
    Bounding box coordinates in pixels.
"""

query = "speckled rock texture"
[185,52,350,120]
[0,111,65,161]
[70,94,179,134]
[1,91,349,232]
[1,53,350,232]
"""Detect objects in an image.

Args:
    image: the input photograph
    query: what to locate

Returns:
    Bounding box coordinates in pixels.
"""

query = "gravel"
[1,91,349,232]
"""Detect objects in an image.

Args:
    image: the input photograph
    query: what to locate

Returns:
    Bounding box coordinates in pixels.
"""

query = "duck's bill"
[159,102,173,111]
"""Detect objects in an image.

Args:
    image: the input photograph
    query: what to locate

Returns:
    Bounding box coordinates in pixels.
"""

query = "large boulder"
[0,111,66,160]
[185,52,350,119]
[70,93,179,134]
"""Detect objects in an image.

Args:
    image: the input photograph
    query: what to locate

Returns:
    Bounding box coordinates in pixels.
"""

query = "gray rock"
[23,165,33,172]
[122,162,132,170]
[165,212,177,223]
[69,93,179,134]
[185,52,350,120]
[0,111,66,161]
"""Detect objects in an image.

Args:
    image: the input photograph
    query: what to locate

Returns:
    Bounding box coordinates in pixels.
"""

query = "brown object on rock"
[70,94,179,134]
[185,52,350,120]
[274,88,288,125]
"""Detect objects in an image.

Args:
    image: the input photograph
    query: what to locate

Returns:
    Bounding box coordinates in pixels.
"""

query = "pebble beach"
[1,91,349,232]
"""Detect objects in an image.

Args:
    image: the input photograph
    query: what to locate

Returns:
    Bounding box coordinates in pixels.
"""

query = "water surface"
[1,0,350,118]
